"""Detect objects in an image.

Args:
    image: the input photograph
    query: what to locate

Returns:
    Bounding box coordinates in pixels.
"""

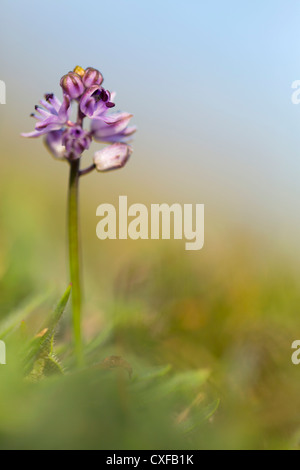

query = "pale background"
[1,0,300,260]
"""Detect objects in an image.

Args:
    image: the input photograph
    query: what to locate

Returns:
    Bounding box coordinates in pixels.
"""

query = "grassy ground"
[0,163,300,450]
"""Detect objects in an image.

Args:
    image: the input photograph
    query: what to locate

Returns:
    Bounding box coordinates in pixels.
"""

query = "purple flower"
[79,86,115,119]
[22,66,136,173]
[22,94,71,138]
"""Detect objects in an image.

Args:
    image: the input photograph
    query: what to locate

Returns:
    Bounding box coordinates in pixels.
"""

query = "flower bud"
[60,72,85,99]
[62,126,92,160]
[82,67,104,88]
[93,143,132,172]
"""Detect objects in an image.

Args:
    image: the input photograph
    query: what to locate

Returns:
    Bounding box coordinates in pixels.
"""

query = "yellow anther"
[73,66,85,78]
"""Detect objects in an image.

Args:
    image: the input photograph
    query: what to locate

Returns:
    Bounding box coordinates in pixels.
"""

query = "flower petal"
[21,130,45,138]
[48,94,62,113]
[80,85,100,118]
[91,111,136,143]
[93,143,132,172]
[35,119,65,135]
[92,100,110,118]
[58,95,71,121]
[91,112,133,136]
[97,126,137,143]
[39,98,57,114]
[35,106,51,119]
[44,130,66,159]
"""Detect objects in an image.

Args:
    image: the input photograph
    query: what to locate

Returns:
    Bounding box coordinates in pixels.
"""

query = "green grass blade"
[23,285,72,375]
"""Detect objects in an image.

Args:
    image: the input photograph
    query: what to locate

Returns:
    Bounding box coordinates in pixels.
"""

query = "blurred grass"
[1,157,300,450]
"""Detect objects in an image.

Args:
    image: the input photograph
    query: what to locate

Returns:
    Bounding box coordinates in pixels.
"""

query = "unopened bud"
[60,72,85,99]
[83,67,104,88]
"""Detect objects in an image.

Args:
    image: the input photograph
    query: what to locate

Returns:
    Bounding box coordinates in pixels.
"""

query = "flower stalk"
[68,158,82,364]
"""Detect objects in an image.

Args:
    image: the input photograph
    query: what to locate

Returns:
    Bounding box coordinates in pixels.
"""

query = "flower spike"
[22,65,136,165]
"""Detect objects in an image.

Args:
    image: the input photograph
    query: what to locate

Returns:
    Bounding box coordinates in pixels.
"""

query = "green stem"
[68,159,83,365]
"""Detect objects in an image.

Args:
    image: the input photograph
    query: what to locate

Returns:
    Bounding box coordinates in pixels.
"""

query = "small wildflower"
[79,86,115,119]
[22,94,71,138]
[21,66,137,363]
[22,66,136,170]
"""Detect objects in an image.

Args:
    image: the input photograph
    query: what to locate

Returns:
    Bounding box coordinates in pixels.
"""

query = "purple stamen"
[45,93,54,102]
[100,89,109,102]
[91,89,102,102]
